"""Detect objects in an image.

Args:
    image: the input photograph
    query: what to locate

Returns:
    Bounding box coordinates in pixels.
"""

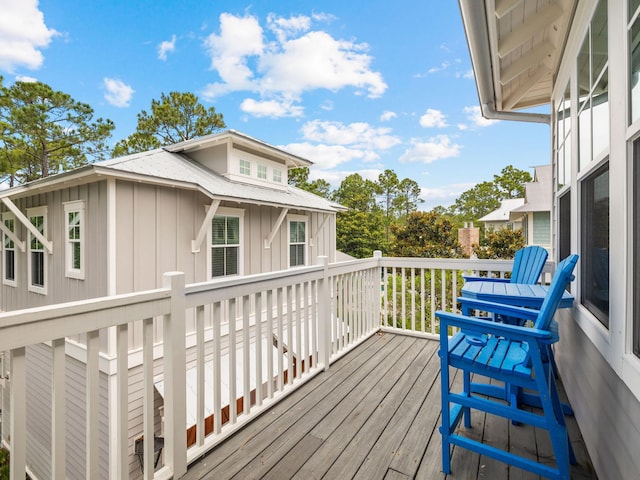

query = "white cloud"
[419,108,448,128]
[202,13,387,109]
[240,97,304,118]
[420,182,474,208]
[280,142,374,169]
[158,34,176,61]
[380,110,397,122]
[103,78,135,107]
[0,0,58,72]
[266,13,311,42]
[15,75,37,82]
[399,135,461,164]
[464,105,498,127]
[203,13,265,97]
[301,120,400,150]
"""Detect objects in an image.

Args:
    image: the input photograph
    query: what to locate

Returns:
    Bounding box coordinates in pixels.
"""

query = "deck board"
[183,333,598,480]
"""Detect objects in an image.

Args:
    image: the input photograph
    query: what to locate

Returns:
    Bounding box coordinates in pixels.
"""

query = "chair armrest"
[436,310,552,341]
[457,297,539,322]
[462,276,511,283]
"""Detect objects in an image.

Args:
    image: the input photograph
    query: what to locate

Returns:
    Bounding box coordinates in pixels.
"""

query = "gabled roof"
[510,164,552,215]
[0,133,343,214]
[164,129,313,169]
[458,0,577,122]
[479,198,525,222]
[97,149,342,212]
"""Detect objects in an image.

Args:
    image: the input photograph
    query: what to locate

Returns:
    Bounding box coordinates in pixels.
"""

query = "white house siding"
[1,343,110,480]
[548,1,640,479]
[556,311,640,478]
[0,182,109,312]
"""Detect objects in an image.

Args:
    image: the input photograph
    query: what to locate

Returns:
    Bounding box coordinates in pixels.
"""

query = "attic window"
[239,159,251,176]
[273,169,283,183]
[257,164,267,180]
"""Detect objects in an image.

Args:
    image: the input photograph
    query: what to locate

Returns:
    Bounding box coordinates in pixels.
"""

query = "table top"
[461,281,574,309]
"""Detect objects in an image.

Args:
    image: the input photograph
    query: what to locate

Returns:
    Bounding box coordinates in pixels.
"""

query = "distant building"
[477,198,525,232]
[509,165,552,255]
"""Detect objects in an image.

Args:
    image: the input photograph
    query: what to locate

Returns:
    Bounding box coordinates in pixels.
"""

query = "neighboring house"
[509,165,553,254]
[0,130,343,478]
[0,129,342,311]
[477,197,524,232]
[459,1,639,478]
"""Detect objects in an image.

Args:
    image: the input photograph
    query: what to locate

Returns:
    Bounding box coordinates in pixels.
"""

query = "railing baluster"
[196,305,205,446]
[213,301,222,434]
[116,324,128,479]
[86,329,100,480]
[287,285,294,384]
[431,268,436,334]
[420,268,425,333]
[10,347,26,480]
[255,292,263,407]
[142,318,154,479]
[295,283,302,379]
[266,290,274,399]
[411,268,416,332]
[228,297,237,423]
[277,288,284,391]
[52,338,66,479]
[243,294,251,415]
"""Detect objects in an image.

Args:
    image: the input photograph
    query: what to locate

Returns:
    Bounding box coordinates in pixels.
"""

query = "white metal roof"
[100,150,341,212]
[479,198,525,222]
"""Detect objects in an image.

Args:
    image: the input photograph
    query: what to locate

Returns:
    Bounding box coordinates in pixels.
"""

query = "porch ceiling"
[460,0,577,113]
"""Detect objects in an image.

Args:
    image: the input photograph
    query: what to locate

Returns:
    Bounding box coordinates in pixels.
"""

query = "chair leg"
[463,371,472,428]
[440,354,452,474]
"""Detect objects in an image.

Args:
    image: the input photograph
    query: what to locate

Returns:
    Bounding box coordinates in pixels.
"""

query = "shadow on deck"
[183,332,597,480]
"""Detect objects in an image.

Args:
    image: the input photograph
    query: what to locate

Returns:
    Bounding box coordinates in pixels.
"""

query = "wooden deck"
[183,332,597,480]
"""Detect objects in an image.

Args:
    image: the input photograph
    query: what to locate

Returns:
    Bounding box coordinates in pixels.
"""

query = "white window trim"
[64,200,85,280]
[2,212,17,287]
[27,206,48,295]
[206,206,244,280]
[287,214,308,268]
[257,163,268,180]
[239,159,251,176]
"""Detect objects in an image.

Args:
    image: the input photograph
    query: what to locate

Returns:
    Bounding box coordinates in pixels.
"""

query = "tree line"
[0,77,225,186]
[0,77,530,260]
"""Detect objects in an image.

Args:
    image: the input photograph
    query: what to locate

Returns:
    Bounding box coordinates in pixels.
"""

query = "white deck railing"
[0,254,551,479]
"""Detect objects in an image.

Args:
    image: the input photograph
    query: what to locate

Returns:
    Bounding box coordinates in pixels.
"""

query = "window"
[577,0,609,170]
[532,212,551,245]
[64,201,84,279]
[289,219,307,267]
[239,159,251,176]
[211,215,240,278]
[634,139,640,356]
[629,0,640,123]
[273,168,283,183]
[558,191,571,262]
[556,82,572,188]
[27,206,47,294]
[2,213,16,286]
[581,162,609,327]
[257,164,267,180]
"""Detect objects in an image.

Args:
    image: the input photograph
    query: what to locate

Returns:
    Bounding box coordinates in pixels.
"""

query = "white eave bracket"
[1,198,52,254]
[0,218,25,252]
[192,199,221,253]
[264,208,289,249]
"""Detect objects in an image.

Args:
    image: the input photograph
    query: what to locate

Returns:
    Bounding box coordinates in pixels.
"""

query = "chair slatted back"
[510,245,548,284]
[532,254,579,332]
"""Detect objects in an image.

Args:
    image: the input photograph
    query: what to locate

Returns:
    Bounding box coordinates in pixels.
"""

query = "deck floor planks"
[182,333,598,480]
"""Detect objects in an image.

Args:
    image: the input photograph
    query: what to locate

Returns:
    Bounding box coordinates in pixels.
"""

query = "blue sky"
[0,0,550,209]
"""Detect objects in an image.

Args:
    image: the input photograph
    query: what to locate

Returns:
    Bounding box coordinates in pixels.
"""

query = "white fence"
[0,254,549,479]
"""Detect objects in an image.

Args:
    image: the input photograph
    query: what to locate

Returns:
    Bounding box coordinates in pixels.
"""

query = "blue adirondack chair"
[464,245,549,284]
[437,254,579,480]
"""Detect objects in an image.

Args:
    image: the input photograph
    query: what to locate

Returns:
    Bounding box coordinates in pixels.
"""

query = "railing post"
[373,251,382,329]
[163,272,187,477]
[317,256,331,371]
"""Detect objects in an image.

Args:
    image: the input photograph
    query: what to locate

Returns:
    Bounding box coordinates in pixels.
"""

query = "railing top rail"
[378,256,554,274]
[0,288,171,351]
